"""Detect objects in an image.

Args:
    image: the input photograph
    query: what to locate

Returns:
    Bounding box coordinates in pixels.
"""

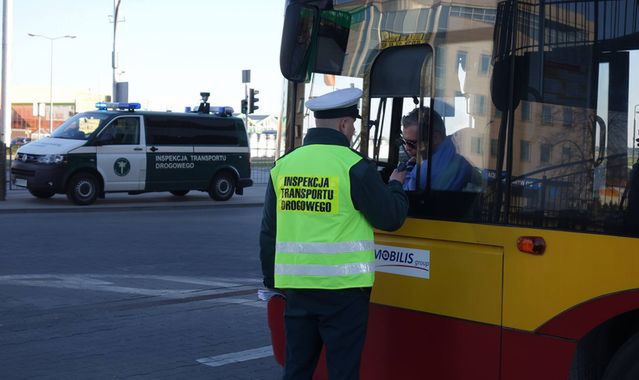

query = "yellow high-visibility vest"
[271,144,375,289]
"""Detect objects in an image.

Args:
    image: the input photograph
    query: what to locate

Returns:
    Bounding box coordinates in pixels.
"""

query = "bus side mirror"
[280,3,318,83]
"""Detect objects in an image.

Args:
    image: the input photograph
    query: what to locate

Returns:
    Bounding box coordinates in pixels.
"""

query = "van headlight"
[37,154,66,164]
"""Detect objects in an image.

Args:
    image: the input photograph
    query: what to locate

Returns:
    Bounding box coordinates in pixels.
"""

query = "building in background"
[8,86,108,141]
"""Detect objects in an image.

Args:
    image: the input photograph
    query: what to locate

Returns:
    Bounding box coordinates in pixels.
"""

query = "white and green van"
[11,103,253,205]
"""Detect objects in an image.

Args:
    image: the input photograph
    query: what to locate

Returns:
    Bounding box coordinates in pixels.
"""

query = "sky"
[8,0,285,114]
[3,1,639,147]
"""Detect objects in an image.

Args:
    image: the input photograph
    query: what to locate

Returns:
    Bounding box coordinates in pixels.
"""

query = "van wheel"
[28,188,55,199]
[603,331,639,380]
[170,190,189,196]
[66,173,99,205]
[209,172,235,201]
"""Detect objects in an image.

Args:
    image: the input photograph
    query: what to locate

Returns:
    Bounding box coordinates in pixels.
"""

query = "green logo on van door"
[114,158,131,176]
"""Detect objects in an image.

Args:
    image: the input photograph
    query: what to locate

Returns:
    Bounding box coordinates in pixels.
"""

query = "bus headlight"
[37,154,66,164]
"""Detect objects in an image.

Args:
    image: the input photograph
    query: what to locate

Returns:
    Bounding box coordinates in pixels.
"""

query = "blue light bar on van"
[211,106,234,116]
[95,102,142,111]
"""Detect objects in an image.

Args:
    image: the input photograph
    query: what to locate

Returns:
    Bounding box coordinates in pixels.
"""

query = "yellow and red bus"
[269,1,639,378]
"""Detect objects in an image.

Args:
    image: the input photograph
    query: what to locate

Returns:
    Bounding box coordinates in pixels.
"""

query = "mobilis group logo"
[374,244,430,279]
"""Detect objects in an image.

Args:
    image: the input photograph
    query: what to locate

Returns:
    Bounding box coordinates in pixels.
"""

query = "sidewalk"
[0,183,267,213]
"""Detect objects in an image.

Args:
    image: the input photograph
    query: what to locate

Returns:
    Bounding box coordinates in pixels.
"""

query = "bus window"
[401,94,498,221]
[365,43,500,223]
[507,33,639,237]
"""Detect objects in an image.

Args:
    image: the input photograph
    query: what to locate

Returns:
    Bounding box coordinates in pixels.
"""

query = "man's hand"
[389,168,406,184]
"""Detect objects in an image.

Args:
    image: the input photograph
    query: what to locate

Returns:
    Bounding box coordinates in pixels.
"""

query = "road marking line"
[197,345,273,368]
[203,297,267,309]
[0,274,258,288]
[89,275,246,287]
[0,274,261,298]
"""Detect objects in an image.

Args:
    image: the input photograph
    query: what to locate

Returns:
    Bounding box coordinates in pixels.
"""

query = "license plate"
[13,178,27,188]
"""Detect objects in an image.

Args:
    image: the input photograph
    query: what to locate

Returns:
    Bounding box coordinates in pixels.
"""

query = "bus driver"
[400,106,473,191]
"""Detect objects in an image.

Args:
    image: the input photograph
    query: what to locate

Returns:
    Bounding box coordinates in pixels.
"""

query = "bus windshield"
[51,112,111,140]
[281,0,639,236]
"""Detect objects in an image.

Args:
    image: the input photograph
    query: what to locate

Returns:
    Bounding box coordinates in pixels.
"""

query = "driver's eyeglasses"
[401,138,418,149]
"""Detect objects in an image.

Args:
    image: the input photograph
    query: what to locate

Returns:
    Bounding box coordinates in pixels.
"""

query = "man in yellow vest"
[260,88,409,379]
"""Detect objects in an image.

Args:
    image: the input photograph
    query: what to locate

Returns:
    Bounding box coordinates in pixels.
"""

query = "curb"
[0,183,267,214]
[0,201,266,214]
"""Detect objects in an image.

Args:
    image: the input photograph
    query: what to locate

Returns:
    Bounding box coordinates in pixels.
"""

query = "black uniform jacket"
[259,127,409,289]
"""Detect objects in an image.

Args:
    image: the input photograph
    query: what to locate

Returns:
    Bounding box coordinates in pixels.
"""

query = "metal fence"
[3,145,18,191]
[249,132,277,184]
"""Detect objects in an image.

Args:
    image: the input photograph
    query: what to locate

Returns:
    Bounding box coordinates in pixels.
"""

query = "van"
[10,102,253,205]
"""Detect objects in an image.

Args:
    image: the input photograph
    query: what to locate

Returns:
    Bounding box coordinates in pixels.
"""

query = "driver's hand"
[389,169,406,184]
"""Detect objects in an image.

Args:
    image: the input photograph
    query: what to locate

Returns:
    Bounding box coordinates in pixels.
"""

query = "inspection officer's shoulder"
[347,148,376,181]
[271,146,301,168]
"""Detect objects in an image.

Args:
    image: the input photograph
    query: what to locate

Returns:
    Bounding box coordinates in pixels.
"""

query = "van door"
[96,116,146,191]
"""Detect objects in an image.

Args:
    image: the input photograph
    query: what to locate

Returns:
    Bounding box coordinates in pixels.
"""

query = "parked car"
[10,137,31,145]
[11,102,252,205]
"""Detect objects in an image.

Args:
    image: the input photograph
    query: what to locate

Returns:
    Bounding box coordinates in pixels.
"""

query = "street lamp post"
[27,33,76,135]
[112,0,123,102]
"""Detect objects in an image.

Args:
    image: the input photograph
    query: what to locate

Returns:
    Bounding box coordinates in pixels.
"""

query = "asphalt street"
[0,205,282,379]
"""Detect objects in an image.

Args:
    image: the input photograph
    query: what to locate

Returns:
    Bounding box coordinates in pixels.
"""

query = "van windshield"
[51,113,111,140]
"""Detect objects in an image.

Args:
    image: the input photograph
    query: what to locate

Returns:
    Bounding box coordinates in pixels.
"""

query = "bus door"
[362,44,504,378]
[95,116,146,192]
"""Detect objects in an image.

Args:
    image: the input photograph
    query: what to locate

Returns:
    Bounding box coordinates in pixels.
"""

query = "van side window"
[101,117,140,145]
[145,115,243,146]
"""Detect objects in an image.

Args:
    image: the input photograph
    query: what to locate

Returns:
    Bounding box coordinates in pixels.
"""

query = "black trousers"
[282,287,371,380]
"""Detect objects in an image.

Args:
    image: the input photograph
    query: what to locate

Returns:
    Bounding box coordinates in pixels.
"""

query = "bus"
[267,0,639,378]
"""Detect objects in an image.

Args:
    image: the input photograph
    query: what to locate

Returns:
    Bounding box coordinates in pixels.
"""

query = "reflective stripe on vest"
[275,262,375,276]
[271,144,375,289]
[276,240,374,254]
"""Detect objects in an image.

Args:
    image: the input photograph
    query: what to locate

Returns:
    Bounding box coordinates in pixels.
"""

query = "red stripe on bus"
[267,296,286,366]
[360,303,500,379]
[268,299,585,378]
[501,328,575,379]
[536,289,639,340]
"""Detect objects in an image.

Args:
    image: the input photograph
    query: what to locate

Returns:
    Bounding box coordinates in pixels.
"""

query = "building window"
[562,145,572,162]
[471,136,483,155]
[521,102,531,121]
[456,51,467,72]
[450,6,497,23]
[490,138,498,157]
[540,143,552,163]
[520,140,531,162]
[475,95,486,116]
[480,54,490,74]
[435,46,446,97]
[542,105,553,125]
[562,108,573,127]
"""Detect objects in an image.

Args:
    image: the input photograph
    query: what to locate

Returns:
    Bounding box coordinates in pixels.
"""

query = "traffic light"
[241,99,248,114]
[249,88,260,114]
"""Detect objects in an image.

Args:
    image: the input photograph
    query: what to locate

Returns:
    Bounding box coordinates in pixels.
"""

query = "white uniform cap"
[305,88,362,119]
